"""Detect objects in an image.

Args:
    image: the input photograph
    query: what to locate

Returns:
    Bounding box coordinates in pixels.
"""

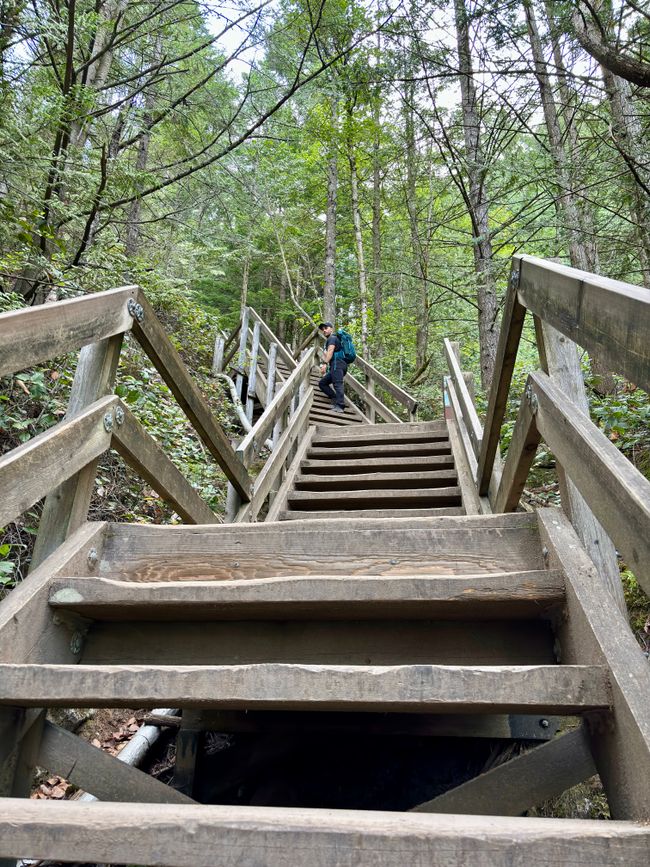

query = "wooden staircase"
[2,257,650,864]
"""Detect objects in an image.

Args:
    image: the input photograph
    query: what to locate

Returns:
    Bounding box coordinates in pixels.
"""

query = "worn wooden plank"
[234,307,250,399]
[237,350,314,466]
[212,335,225,374]
[132,293,251,500]
[265,342,278,406]
[530,371,650,596]
[413,726,595,815]
[0,395,116,527]
[112,404,217,524]
[517,254,650,392]
[280,508,465,521]
[251,392,313,518]
[312,421,447,441]
[354,355,418,414]
[444,340,482,458]
[535,318,626,614]
[0,286,136,378]
[345,374,401,423]
[0,522,106,664]
[301,454,455,473]
[295,470,458,491]
[37,720,193,804]
[31,334,124,568]
[248,308,296,369]
[307,441,452,460]
[0,663,609,712]
[538,509,650,819]
[493,390,540,514]
[265,427,316,522]
[287,487,462,510]
[49,570,565,621]
[477,262,527,496]
[2,801,649,867]
[445,396,482,516]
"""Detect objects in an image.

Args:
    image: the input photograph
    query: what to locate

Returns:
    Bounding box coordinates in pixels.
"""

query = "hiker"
[318,322,347,413]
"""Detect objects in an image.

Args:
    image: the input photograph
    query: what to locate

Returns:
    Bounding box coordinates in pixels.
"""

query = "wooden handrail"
[443,339,482,459]
[236,349,314,467]
[248,307,297,370]
[0,286,137,378]
[354,356,418,415]
[497,371,650,597]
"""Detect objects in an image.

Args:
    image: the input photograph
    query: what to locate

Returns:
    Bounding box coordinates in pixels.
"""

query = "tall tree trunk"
[371,28,383,356]
[404,80,427,370]
[453,0,498,390]
[323,117,338,324]
[347,108,369,358]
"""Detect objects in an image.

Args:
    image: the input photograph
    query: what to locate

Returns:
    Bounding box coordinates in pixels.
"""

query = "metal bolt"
[525,384,538,415]
[233,562,240,568]
[539,718,550,729]
[115,405,125,426]
[389,559,398,566]
[70,631,84,655]
[87,548,98,569]
[127,299,144,323]
[542,546,549,562]
[103,412,114,432]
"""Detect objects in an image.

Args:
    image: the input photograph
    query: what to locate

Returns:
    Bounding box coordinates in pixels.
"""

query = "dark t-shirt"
[325,334,346,371]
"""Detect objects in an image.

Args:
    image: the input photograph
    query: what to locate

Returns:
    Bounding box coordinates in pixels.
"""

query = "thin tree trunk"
[323,141,338,322]
[404,82,427,370]
[371,28,383,356]
[347,109,369,358]
[453,0,498,390]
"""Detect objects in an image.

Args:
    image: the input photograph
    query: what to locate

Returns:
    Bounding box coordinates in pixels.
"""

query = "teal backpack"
[336,328,357,364]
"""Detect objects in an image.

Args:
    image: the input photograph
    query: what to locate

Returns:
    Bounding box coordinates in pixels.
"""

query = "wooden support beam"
[354,356,418,414]
[493,389,540,514]
[132,294,251,500]
[0,395,116,527]
[212,335,225,374]
[1,800,649,866]
[172,711,202,798]
[535,318,626,614]
[477,262,527,496]
[237,351,314,467]
[412,726,596,815]
[0,285,136,378]
[248,308,296,369]
[529,371,650,596]
[265,427,316,522]
[538,509,650,819]
[0,663,610,713]
[345,374,400,423]
[444,339,482,459]
[234,307,250,400]
[250,392,313,519]
[246,321,261,423]
[48,570,565,621]
[112,404,217,524]
[31,334,123,568]
[37,720,193,804]
[516,254,650,392]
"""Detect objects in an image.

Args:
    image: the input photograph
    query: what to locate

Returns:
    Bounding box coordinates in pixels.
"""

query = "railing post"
[234,307,250,400]
[245,322,261,424]
[212,335,225,375]
[366,377,376,423]
[30,334,123,569]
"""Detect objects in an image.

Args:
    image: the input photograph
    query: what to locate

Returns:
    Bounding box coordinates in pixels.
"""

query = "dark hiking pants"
[318,359,347,409]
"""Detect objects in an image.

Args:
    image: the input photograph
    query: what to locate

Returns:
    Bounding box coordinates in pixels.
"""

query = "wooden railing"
[0,287,257,567]
[444,255,650,601]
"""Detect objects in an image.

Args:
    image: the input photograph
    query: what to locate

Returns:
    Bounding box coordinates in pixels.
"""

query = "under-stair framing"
[1,255,650,866]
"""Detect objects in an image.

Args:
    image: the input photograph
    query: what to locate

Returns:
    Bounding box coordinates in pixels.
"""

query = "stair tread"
[280,507,466,520]
[307,443,452,459]
[312,431,449,447]
[294,470,458,490]
[0,662,610,713]
[48,570,565,620]
[287,487,462,508]
[3,800,648,867]
[301,455,455,473]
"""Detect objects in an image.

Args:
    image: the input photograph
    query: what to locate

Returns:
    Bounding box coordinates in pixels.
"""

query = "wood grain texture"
[300,455,455,473]
[413,726,596,815]
[132,293,251,499]
[287,487,462,510]
[294,470,459,490]
[0,285,135,378]
[307,441,452,460]
[0,395,116,527]
[37,721,194,804]
[494,391,540,513]
[444,339,483,458]
[265,427,316,522]
[517,254,650,392]
[49,570,565,621]
[2,801,649,867]
[279,507,465,521]
[312,420,446,442]
[538,508,650,819]
[112,403,217,524]
[0,662,610,712]
[530,371,650,595]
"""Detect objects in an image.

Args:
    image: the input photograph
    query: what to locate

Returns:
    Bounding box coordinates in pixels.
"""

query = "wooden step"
[280,507,466,521]
[3,801,648,867]
[301,455,456,474]
[286,487,462,511]
[0,663,610,712]
[294,470,458,491]
[99,513,546,581]
[49,571,565,621]
[312,430,449,448]
[312,420,447,438]
[307,442,452,460]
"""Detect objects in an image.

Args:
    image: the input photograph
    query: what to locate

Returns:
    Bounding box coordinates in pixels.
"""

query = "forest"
[0,0,649,621]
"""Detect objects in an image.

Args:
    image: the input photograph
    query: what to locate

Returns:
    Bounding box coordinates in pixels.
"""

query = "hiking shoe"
[330,405,345,413]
